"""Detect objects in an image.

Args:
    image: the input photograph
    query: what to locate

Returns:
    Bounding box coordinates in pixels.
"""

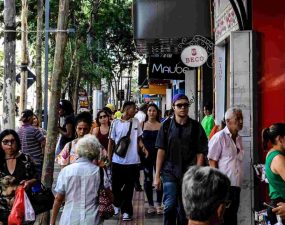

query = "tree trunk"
[40,0,70,224]
[35,0,44,124]
[3,0,16,129]
[20,0,28,112]
[72,56,81,113]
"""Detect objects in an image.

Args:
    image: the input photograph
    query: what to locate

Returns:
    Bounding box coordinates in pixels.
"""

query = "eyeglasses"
[2,139,16,146]
[99,115,107,119]
[175,103,190,108]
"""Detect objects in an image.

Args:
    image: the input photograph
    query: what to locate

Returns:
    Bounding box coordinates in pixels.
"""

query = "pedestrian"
[17,109,46,176]
[201,102,215,138]
[141,103,163,214]
[0,129,38,225]
[55,99,75,156]
[135,103,147,123]
[263,123,285,224]
[32,114,47,136]
[208,107,244,225]
[50,134,108,225]
[92,109,111,151]
[108,101,148,221]
[56,111,93,168]
[154,93,208,225]
[182,166,231,225]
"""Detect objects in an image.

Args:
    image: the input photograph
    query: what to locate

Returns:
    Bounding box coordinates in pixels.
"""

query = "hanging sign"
[181,45,208,67]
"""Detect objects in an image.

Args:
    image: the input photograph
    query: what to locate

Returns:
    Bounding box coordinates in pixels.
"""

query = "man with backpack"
[154,94,208,225]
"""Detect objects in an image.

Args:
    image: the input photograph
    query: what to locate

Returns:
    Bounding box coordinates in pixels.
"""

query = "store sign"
[149,55,190,80]
[180,45,208,67]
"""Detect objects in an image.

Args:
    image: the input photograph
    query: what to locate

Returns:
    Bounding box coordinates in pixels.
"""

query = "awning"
[133,0,211,55]
[140,84,167,95]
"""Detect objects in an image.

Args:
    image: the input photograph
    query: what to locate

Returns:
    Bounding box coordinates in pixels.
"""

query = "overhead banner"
[149,55,192,80]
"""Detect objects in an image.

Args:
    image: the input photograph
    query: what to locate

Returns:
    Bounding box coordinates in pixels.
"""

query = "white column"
[185,70,196,119]
[93,90,103,120]
[166,89,172,111]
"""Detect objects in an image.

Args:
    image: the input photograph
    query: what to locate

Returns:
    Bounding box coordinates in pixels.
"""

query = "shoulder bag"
[114,120,132,158]
[28,183,55,215]
[98,167,114,219]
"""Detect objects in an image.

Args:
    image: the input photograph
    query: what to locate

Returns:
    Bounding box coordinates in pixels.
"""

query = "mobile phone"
[263,202,274,209]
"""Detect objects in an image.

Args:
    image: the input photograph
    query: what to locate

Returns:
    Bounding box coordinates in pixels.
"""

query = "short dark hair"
[59,99,74,115]
[0,129,22,159]
[75,111,93,127]
[122,101,136,112]
[204,102,213,112]
[182,166,230,221]
[20,109,34,122]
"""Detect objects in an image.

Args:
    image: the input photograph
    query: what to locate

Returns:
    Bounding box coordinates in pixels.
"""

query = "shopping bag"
[24,191,35,221]
[8,186,25,225]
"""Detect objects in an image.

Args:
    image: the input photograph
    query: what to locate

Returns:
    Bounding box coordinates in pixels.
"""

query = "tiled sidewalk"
[53,163,163,225]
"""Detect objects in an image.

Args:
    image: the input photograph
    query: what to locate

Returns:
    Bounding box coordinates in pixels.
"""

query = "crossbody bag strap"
[127,120,133,138]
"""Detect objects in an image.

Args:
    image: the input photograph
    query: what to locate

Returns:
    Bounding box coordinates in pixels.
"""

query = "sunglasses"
[174,103,190,108]
[99,115,108,119]
[2,139,16,146]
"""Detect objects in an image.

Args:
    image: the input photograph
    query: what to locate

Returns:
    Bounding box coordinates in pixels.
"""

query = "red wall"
[253,0,285,159]
[252,0,285,207]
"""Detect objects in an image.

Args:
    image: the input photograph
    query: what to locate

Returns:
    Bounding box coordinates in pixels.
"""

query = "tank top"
[97,127,109,150]
[265,150,285,199]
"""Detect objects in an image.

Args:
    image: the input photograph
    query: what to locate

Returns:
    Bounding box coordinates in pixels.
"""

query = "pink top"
[208,126,244,187]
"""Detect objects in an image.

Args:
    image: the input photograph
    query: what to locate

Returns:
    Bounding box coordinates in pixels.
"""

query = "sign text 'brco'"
[181,45,208,67]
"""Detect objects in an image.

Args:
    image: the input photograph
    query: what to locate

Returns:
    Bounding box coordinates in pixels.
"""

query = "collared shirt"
[109,118,142,165]
[208,126,244,187]
[55,158,109,225]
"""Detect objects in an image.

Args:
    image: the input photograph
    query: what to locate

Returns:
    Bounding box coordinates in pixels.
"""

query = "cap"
[172,94,189,104]
[19,109,33,121]
[105,103,115,112]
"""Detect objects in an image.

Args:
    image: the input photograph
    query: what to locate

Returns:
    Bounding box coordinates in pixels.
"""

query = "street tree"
[40,0,70,224]
[3,0,16,129]
[35,0,44,123]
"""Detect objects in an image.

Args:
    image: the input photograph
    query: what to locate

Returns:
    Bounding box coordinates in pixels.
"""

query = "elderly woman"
[182,166,231,225]
[50,134,108,225]
[0,129,38,225]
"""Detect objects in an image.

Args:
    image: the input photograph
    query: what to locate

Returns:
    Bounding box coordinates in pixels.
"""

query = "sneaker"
[156,206,163,215]
[147,206,156,214]
[114,206,120,216]
[122,213,132,221]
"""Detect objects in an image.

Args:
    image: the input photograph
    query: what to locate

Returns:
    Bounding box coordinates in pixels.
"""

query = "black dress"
[0,153,38,224]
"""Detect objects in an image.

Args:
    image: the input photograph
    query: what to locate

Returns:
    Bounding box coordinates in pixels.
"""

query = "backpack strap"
[163,118,172,151]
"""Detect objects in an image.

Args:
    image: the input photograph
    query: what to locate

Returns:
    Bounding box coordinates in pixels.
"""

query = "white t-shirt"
[109,118,142,165]
[134,111,146,123]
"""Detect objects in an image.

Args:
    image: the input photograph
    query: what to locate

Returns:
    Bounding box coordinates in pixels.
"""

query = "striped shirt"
[18,124,45,167]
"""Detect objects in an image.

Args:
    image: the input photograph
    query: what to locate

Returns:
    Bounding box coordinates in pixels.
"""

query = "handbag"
[8,186,25,225]
[98,167,114,219]
[114,121,132,158]
[28,183,55,215]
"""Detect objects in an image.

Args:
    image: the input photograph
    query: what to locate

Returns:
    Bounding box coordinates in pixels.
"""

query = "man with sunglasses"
[208,107,244,225]
[154,94,208,225]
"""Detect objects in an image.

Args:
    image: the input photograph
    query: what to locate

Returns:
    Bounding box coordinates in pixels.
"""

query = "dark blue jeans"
[162,181,187,225]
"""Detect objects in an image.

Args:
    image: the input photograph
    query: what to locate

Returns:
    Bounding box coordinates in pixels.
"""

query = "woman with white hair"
[50,134,108,225]
[182,166,231,225]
